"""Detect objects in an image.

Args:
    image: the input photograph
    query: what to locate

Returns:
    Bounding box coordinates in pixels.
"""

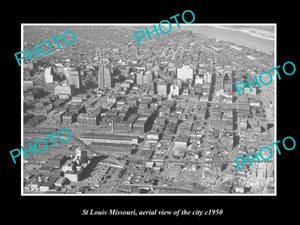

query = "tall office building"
[68,69,81,89]
[45,67,53,83]
[136,71,143,85]
[98,63,112,89]
[146,71,153,84]
[142,73,149,85]
[203,72,212,83]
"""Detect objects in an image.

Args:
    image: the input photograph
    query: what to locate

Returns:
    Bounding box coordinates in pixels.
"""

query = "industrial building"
[79,133,139,145]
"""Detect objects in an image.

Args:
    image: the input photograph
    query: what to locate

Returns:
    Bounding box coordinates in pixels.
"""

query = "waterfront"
[22,25,275,195]
[181,25,275,55]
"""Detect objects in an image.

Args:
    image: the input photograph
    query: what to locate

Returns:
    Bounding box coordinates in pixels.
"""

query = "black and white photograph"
[3,4,298,223]
[20,24,276,196]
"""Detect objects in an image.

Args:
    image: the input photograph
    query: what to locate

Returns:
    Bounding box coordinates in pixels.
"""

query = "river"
[180,25,275,55]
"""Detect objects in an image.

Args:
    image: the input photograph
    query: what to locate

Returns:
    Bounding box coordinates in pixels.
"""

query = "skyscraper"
[136,71,143,85]
[98,63,112,89]
[45,67,53,83]
[203,72,212,83]
[68,69,81,89]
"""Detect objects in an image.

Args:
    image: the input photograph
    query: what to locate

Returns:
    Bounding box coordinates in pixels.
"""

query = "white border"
[21,23,277,196]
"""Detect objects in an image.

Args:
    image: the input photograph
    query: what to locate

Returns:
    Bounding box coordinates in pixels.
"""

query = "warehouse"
[79,133,139,145]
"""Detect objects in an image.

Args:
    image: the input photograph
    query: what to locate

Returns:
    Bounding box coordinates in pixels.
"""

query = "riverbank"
[180,25,275,55]
[214,25,275,42]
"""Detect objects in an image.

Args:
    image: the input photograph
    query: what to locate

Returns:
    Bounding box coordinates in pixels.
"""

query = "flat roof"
[80,133,139,140]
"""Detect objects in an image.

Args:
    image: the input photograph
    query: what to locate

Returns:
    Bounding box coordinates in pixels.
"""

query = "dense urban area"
[22,25,275,194]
